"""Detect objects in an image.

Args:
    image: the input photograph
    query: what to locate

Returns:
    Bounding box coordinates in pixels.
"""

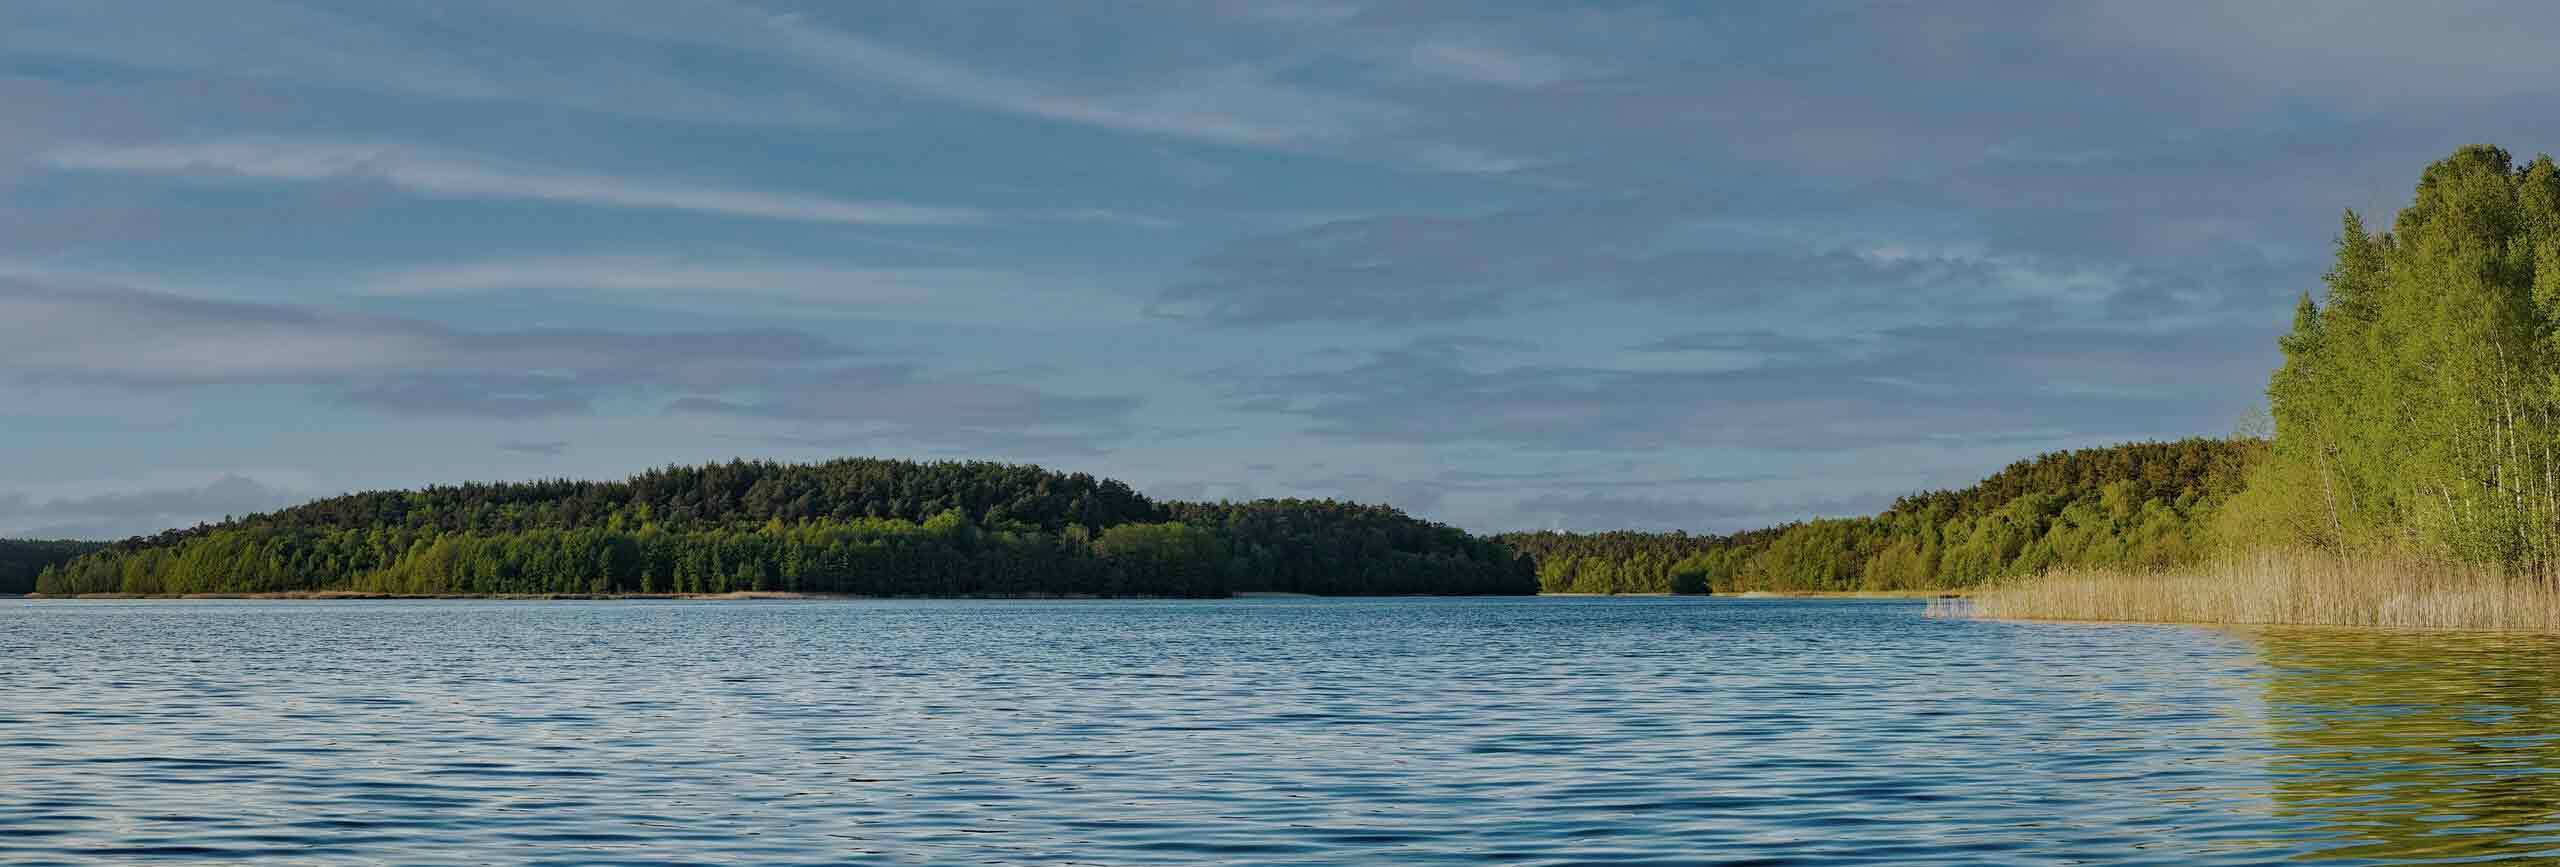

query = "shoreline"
[1733,589,1970,599]
[1961,614,2554,635]
[1964,551,2560,633]
[22,591,1191,602]
[17,590,1454,602]
[7,590,1973,602]
[1538,590,1964,599]
[1944,603,2560,636]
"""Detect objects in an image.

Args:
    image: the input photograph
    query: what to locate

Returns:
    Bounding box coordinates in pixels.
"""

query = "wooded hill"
[1500,438,2262,594]
[34,458,1534,597]
[28,440,2264,598]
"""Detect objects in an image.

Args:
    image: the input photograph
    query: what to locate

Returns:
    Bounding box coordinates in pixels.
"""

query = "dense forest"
[2235,145,2560,570]
[0,539,104,595]
[1500,438,2261,594]
[27,441,2261,598]
[34,459,1535,597]
[1166,500,1531,596]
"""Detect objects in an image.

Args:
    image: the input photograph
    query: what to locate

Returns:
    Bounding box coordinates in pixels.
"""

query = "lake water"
[3,597,2557,865]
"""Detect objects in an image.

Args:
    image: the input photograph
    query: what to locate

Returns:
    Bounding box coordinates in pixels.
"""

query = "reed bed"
[1966,549,2560,632]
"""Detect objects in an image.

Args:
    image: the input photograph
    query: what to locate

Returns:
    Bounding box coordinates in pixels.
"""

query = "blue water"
[2,597,2556,864]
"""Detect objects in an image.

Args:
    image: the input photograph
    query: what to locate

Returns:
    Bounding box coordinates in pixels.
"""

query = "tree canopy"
[0,539,103,595]
[1500,438,2260,594]
[35,458,1533,597]
[2233,145,2560,569]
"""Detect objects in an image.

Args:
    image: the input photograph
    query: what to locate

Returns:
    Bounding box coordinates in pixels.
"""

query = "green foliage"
[34,459,1532,597]
[1499,438,2260,593]
[1500,530,1746,594]
[1666,555,1713,595]
[2239,145,2560,567]
[0,539,105,594]
[112,458,1158,550]
[1094,522,1229,598]
[1168,499,1536,595]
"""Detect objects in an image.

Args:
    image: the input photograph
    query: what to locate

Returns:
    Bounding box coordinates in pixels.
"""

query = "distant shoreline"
[16,590,1407,602]
[1540,590,1966,599]
[10,590,1965,601]
[1732,590,1971,599]
[23,591,1165,602]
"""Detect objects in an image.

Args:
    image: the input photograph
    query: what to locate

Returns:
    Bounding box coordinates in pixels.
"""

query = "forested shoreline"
[2239,145,2560,566]
[1970,145,2560,629]
[1500,146,2560,602]
[34,459,1534,598]
[25,441,2267,599]
[1,539,104,594]
[1500,438,2260,594]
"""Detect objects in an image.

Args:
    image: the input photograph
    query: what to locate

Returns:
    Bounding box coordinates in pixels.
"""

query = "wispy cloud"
[1230,2,1365,25]
[0,275,856,417]
[1213,327,2267,454]
[0,474,306,539]
[0,0,858,127]
[44,138,989,226]
[1153,196,2222,326]
[0,272,1155,455]
[354,254,1148,325]
[360,255,945,303]
[755,13,1404,147]
[1408,38,1574,88]
[1413,143,1540,174]
[671,364,1141,428]
[671,363,1146,458]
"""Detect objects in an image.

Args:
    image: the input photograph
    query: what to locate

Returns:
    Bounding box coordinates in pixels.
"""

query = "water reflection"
[2245,627,2560,862]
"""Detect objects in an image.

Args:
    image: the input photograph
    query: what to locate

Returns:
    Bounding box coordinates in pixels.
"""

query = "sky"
[7,1,2560,540]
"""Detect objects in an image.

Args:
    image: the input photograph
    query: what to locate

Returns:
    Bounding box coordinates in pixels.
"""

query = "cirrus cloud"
[44,138,991,226]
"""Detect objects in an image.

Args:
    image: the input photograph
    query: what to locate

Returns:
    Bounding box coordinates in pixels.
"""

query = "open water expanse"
[4,597,2559,865]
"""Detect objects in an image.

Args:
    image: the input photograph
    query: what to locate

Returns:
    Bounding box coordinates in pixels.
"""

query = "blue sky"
[5,1,2558,539]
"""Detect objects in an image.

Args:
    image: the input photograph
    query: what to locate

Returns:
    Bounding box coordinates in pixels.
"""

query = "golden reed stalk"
[1958,548,2560,631]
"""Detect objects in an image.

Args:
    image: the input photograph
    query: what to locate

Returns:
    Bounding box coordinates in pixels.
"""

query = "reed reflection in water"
[2245,626,2560,862]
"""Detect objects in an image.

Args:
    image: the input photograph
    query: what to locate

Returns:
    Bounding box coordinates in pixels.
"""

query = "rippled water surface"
[5,597,2560,864]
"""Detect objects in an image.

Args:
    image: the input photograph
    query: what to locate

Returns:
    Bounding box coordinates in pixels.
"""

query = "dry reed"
[1966,548,2560,632]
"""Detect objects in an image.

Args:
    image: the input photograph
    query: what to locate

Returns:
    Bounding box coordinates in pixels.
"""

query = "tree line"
[1500,438,2260,594]
[1168,499,1534,596]
[2239,145,2560,569]
[1,539,103,594]
[41,439,2254,597]
[35,458,1534,597]
[114,458,1161,548]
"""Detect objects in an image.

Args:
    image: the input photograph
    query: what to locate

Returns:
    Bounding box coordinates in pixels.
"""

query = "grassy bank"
[1970,549,2560,631]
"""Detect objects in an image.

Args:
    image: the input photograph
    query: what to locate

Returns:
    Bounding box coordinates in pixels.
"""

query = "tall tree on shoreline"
[2248,146,2560,569]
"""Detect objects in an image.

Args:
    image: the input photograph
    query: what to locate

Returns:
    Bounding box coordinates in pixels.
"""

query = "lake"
[2,597,2555,864]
